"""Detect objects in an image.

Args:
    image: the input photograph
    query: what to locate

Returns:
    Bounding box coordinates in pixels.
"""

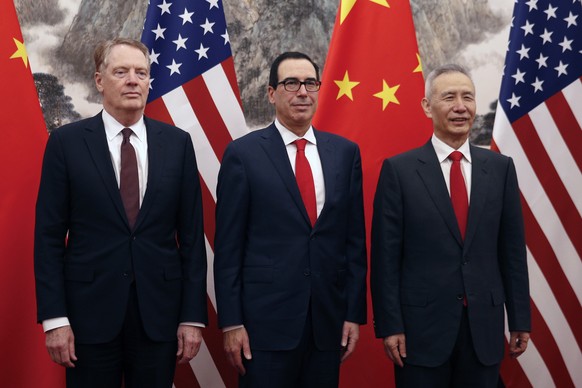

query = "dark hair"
[94,38,150,73]
[268,52,320,88]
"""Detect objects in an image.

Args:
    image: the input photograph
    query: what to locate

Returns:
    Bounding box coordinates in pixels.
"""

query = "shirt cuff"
[180,322,206,328]
[223,325,244,332]
[42,317,70,332]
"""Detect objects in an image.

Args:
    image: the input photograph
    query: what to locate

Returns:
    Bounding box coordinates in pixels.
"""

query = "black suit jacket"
[34,113,208,344]
[371,140,530,366]
[214,124,367,351]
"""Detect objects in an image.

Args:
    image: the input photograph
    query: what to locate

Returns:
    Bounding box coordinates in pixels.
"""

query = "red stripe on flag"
[144,97,175,126]
[222,57,244,109]
[182,76,233,159]
[173,362,201,388]
[521,195,582,348]
[544,90,582,172]
[512,115,582,258]
[529,301,575,387]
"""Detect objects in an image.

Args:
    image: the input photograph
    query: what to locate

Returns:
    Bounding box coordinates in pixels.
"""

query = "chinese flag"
[314,0,432,386]
[0,2,63,387]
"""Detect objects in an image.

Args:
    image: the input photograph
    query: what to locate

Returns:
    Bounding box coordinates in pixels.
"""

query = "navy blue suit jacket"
[34,113,208,344]
[214,124,367,351]
[371,141,530,366]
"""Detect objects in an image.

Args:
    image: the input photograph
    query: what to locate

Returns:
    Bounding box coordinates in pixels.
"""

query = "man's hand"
[46,325,76,368]
[383,333,406,367]
[340,321,360,362]
[223,327,252,375]
[176,325,203,364]
[509,331,530,359]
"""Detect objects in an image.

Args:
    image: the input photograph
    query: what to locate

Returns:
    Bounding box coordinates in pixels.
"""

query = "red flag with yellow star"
[314,1,431,386]
[0,2,63,386]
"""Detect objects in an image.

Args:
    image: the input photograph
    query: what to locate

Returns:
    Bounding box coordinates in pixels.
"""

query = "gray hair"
[94,38,150,74]
[424,64,472,99]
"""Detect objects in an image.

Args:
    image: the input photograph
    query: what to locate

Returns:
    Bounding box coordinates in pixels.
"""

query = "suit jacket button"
[456,294,464,300]
[304,269,311,276]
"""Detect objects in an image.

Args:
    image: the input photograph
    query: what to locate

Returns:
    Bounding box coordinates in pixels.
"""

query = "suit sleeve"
[34,131,70,322]
[370,159,405,338]
[345,144,368,324]
[176,134,208,324]
[499,157,531,332]
[213,142,250,328]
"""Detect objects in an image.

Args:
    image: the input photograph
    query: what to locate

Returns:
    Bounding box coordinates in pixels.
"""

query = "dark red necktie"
[120,128,139,229]
[294,139,317,226]
[449,151,468,240]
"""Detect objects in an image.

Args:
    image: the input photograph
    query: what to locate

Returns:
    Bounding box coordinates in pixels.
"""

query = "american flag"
[492,0,582,386]
[141,0,247,386]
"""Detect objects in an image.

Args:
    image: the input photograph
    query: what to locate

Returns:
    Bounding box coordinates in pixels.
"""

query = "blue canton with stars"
[141,0,233,102]
[499,0,582,122]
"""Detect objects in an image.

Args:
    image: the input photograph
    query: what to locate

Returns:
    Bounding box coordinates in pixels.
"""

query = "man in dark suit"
[214,52,367,387]
[371,64,531,387]
[34,38,208,388]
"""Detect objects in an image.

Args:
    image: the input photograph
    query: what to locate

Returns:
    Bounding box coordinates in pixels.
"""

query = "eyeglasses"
[277,78,321,92]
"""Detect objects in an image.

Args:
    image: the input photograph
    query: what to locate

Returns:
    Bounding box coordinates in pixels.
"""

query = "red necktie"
[294,139,317,226]
[120,128,140,229]
[449,151,468,240]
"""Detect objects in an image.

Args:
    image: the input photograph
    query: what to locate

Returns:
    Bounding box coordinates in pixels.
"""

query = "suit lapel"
[259,124,312,226]
[416,142,463,246]
[314,129,335,223]
[464,146,490,252]
[83,113,128,225]
[136,118,164,230]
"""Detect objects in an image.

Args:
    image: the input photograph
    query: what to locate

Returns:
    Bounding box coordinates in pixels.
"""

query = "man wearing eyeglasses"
[214,51,367,387]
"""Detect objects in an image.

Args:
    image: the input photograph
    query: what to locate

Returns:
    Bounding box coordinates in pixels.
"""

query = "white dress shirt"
[431,134,472,203]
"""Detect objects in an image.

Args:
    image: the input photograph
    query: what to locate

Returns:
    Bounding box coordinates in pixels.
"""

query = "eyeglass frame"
[276,77,322,92]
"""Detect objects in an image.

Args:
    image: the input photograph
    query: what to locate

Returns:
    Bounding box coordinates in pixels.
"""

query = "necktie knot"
[122,128,133,144]
[294,138,308,152]
[448,150,463,162]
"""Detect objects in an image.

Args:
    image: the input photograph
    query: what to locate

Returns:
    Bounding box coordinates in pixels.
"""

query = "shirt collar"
[431,134,472,164]
[274,118,317,146]
[102,109,146,142]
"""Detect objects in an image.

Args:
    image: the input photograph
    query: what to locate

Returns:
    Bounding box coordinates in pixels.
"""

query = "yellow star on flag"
[370,0,390,7]
[334,71,360,101]
[10,37,29,68]
[374,80,400,110]
[414,53,422,73]
[340,0,390,25]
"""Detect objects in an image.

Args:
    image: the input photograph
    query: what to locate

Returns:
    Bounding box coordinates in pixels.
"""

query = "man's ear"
[267,86,275,104]
[95,72,104,93]
[421,98,431,118]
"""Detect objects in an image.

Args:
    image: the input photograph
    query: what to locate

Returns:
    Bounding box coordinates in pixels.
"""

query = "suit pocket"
[243,267,273,284]
[64,266,94,283]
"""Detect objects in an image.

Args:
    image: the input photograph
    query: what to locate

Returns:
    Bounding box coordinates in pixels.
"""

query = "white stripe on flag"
[493,107,582,303]
[203,64,248,140]
[528,102,582,214]
[562,79,582,128]
[162,87,221,200]
[527,247,582,383]
[189,339,226,388]
[205,237,217,310]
